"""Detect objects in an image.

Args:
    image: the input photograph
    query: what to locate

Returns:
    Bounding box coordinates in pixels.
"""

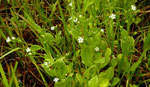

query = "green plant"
[0,0,150,87]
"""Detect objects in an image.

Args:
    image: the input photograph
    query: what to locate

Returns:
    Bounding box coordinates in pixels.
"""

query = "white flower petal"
[12,37,15,40]
[6,37,11,42]
[44,62,50,66]
[51,26,55,30]
[131,5,136,11]
[29,53,32,55]
[79,15,82,17]
[53,78,59,82]
[78,37,84,43]
[26,47,31,52]
[95,47,99,51]
[109,14,116,19]
[101,29,104,32]
[73,18,78,22]
[69,3,72,6]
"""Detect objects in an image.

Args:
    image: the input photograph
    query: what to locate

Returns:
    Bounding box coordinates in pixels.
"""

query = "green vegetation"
[0,0,150,87]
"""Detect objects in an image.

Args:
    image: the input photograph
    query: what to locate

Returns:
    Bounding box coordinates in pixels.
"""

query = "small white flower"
[131,5,136,11]
[51,26,55,30]
[69,3,72,6]
[79,15,82,17]
[29,53,32,55]
[109,13,116,19]
[6,37,11,42]
[73,18,78,22]
[44,62,48,66]
[12,37,15,40]
[44,62,50,66]
[78,37,84,43]
[53,78,59,82]
[26,47,31,52]
[101,29,104,32]
[69,17,72,20]
[95,47,99,51]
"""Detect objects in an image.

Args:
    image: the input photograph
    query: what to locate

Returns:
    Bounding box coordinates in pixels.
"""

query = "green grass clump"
[0,0,150,87]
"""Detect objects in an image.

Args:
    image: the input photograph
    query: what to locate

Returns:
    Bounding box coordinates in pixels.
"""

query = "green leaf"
[83,65,96,79]
[94,57,105,64]
[135,17,142,24]
[105,67,114,80]
[111,77,120,86]
[30,45,42,52]
[99,72,106,78]
[54,76,73,87]
[52,60,69,78]
[144,32,150,51]
[129,61,141,72]
[86,37,94,45]
[44,68,56,76]
[105,48,111,57]
[10,62,19,87]
[69,29,79,39]
[42,33,54,42]
[98,67,114,80]
[100,48,111,68]
[110,58,117,68]
[88,76,98,87]
[81,46,93,66]
[117,54,130,71]
[121,29,135,55]
[0,63,9,87]
[0,48,21,60]
[44,54,54,63]
[94,53,105,64]
[99,77,109,87]
[93,33,101,45]
[84,0,95,12]
[76,73,85,84]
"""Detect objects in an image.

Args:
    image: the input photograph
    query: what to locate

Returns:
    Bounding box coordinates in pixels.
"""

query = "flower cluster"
[68,14,82,23]
[69,17,79,23]
[26,47,32,55]
[6,37,16,43]
[44,61,50,66]
[73,18,78,22]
